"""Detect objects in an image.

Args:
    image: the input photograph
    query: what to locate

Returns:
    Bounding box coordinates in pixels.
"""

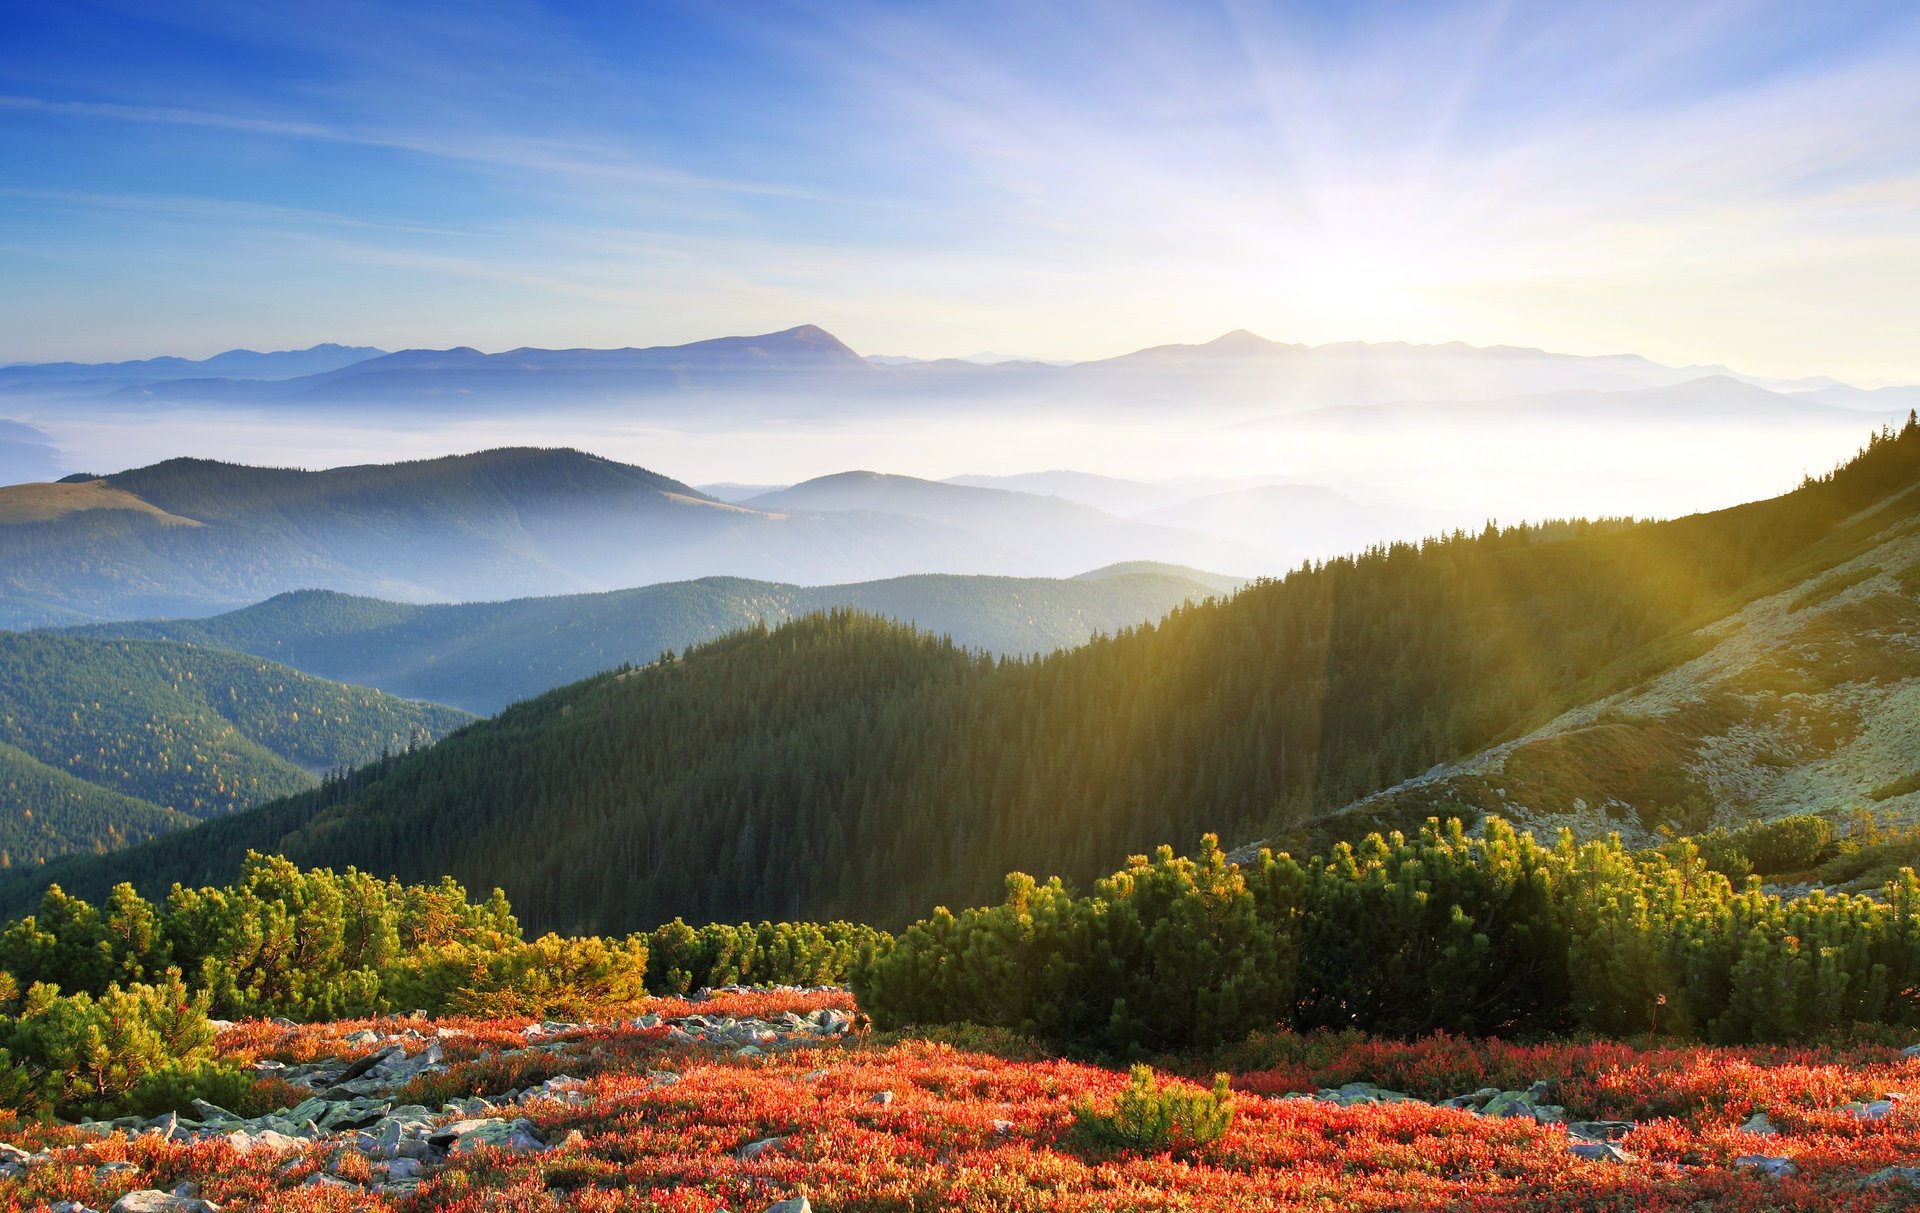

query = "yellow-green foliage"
[1073,1065,1235,1154]
[645,919,889,995]
[0,970,215,1116]
[435,932,650,1021]
[860,818,1920,1049]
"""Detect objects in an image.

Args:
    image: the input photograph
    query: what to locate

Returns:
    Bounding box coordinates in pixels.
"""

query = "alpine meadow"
[4,4,1920,1212]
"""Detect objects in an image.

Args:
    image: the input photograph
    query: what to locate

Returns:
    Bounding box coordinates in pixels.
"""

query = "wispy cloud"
[1,0,1917,379]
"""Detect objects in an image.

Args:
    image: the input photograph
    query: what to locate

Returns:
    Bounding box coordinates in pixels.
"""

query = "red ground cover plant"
[5,990,1920,1211]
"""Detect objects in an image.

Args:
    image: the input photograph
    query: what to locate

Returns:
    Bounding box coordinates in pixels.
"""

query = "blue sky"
[2,0,1918,380]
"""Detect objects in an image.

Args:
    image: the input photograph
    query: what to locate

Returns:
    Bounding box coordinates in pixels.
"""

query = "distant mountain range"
[0,447,1260,627]
[71,565,1231,714]
[0,343,384,386]
[4,325,1908,418]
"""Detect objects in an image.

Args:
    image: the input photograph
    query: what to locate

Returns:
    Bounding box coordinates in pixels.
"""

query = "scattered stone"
[1863,1166,1920,1190]
[302,1173,359,1190]
[1847,1099,1896,1121]
[1739,1112,1779,1136]
[109,1193,221,1213]
[1902,1043,1920,1058]
[226,1128,303,1155]
[428,1117,549,1155]
[1568,1141,1632,1163]
[990,1119,1015,1136]
[1567,1121,1636,1142]
[1735,1155,1799,1178]
[762,1198,812,1213]
[737,1134,789,1161]
[868,1090,895,1106]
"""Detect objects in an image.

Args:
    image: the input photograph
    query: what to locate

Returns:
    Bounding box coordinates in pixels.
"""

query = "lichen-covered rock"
[109,1193,221,1213]
[738,1134,789,1161]
[1735,1155,1799,1178]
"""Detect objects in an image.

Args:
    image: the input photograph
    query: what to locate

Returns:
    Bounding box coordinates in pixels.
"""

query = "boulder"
[109,1193,221,1213]
[1568,1142,1632,1163]
[225,1128,302,1155]
[1739,1112,1779,1136]
[737,1134,789,1161]
[1566,1120,1636,1142]
[1863,1166,1920,1189]
[763,1198,812,1213]
[335,1045,402,1085]
[429,1117,548,1155]
[1735,1155,1799,1178]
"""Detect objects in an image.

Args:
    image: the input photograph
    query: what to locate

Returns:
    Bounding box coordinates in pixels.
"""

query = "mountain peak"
[1206,329,1273,349]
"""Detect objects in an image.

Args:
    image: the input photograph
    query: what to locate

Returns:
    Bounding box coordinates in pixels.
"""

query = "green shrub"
[1073,1065,1234,1154]
[863,818,1920,1049]
[0,970,215,1116]
[645,919,886,995]
[438,931,649,1020]
[1693,829,1752,880]
[118,1059,292,1119]
[1741,815,1834,874]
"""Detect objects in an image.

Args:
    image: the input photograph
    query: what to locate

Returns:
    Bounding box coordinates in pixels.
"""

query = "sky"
[2,0,1919,382]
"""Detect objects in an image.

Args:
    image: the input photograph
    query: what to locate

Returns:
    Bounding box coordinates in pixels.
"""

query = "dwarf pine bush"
[1074,1065,1235,1154]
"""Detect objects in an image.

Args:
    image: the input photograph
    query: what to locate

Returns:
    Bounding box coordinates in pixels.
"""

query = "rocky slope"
[1308,485,1920,848]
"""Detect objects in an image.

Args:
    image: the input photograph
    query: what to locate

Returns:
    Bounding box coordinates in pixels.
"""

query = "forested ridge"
[70,567,1220,714]
[11,421,1919,933]
[0,633,469,865]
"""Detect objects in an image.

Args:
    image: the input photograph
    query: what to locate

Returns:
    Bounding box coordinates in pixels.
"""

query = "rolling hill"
[14,420,1917,932]
[0,633,469,866]
[0,448,1254,627]
[71,566,1225,714]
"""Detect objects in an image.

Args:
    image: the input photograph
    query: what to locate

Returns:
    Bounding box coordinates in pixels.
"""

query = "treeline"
[856,819,1920,1054]
[13,419,1920,931]
[0,855,879,1115]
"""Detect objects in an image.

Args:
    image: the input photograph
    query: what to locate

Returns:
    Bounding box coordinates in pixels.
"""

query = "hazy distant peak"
[1205,328,1275,349]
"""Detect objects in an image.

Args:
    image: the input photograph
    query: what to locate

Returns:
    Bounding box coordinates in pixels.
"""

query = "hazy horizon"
[4,1,1919,383]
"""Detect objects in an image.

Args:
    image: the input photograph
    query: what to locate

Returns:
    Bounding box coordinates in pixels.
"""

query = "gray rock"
[109,1193,221,1213]
[1849,1099,1896,1121]
[1735,1155,1799,1178]
[189,1099,239,1123]
[1739,1112,1779,1136]
[762,1198,812,1213]
[335,1045,402,1085]
[429,1117,548,1155]
[302,1173,360,1190]
[225,1128,302,1155]
[737,1134,788,1161]
[381,1157,428,1181]
[1568,1141,1633,1163]
[1863,1166,1920,1189]
[1566,1120,1636,1142]
[1902,1043,1920,1058]
[868,1090,895,1106]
